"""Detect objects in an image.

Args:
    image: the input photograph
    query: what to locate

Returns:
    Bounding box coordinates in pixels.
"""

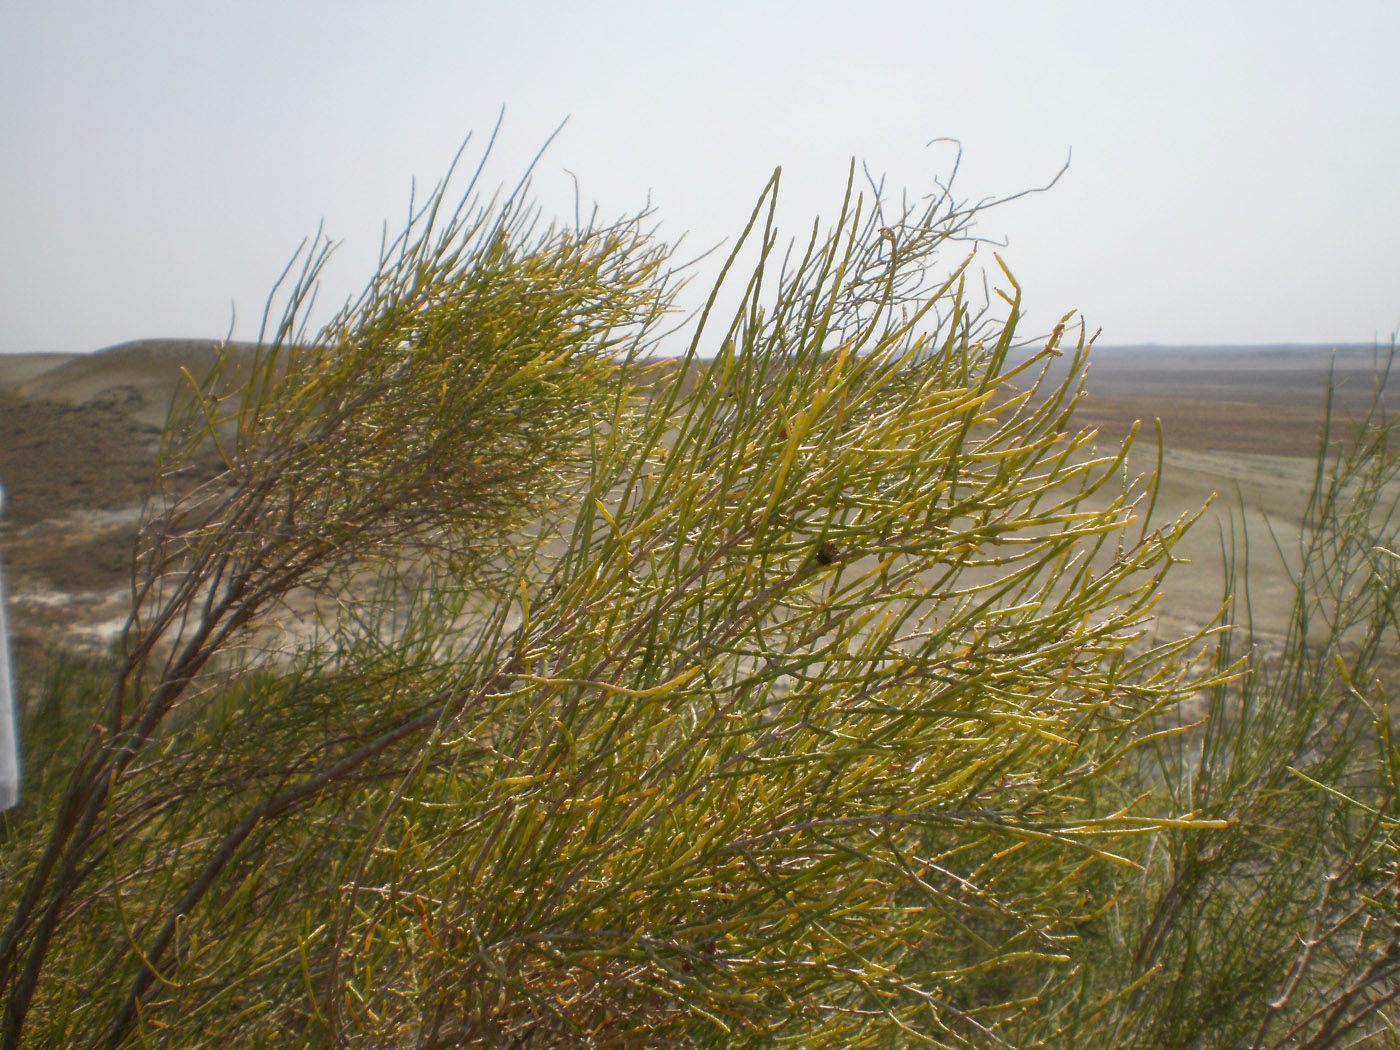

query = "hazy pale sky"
[2,1,1397,354]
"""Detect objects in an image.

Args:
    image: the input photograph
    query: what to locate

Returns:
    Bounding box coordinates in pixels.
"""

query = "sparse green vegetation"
[1,137,1397,1049]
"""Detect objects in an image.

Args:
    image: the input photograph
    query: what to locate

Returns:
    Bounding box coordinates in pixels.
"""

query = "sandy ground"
[0,339,1393,686]
[0,341,232,672]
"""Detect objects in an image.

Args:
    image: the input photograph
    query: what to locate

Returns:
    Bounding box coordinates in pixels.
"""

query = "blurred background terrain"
[0,339,1392,685]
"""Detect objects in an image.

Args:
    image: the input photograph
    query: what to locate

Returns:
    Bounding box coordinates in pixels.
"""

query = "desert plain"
[0,339,1394,702]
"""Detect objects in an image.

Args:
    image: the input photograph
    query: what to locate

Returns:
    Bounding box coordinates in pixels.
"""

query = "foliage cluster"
[1,135,1397,1049]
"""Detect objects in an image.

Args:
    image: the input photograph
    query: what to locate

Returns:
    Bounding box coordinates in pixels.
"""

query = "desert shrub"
[1067,373,1400,1050]
[0,133,1394,1050]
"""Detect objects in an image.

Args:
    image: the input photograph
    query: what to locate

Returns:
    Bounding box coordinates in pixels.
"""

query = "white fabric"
[0,480,18,810]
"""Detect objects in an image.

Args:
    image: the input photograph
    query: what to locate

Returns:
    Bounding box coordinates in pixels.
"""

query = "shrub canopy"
[1,136,1396,1050]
